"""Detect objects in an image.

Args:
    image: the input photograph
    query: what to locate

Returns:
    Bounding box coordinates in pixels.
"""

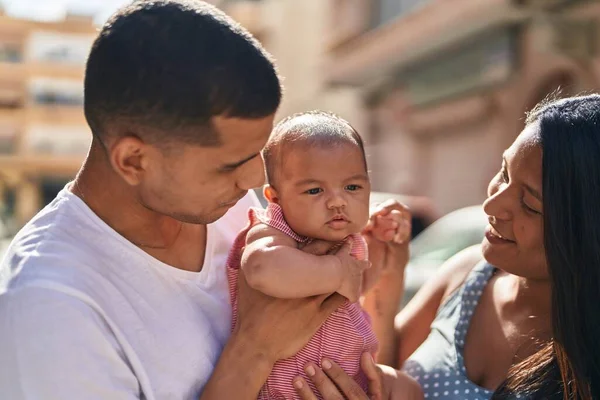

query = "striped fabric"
[226,203,378,400]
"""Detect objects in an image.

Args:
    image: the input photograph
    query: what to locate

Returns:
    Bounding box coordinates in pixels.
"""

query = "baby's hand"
[332,240,370,303]
[362,201,412,294]
[370,209,411,244]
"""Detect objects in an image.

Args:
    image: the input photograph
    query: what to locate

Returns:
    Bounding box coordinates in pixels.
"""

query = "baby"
[226,111,408,399]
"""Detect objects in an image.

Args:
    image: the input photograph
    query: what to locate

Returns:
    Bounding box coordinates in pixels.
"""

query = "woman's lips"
[485,225,515,244]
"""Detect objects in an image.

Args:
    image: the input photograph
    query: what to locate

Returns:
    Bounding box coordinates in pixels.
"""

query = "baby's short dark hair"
[262,111,367,187]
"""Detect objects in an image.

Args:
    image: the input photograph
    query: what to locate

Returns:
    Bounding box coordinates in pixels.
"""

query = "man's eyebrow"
[220,153,260,170]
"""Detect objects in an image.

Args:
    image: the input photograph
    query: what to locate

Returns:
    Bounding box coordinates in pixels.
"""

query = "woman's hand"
[293,353,382,399]
[292,353,423,400]
[360,200,412,367]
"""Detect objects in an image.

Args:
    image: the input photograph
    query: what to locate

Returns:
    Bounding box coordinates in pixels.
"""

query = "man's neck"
[71,143,207,272]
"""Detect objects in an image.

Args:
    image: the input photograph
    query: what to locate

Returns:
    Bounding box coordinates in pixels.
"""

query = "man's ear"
[108,135,152,186]
[263,184,280,204]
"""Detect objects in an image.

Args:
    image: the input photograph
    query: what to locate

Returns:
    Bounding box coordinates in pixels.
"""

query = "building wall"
[259,0,368,134]
[0,12,96,228]
[323,0,600,213]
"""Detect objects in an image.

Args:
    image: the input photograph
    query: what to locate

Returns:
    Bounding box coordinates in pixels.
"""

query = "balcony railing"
[32,93,83,106]
[34,47,87,65]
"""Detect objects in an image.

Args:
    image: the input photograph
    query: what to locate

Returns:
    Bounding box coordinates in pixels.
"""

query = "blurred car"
[402,205,488,305]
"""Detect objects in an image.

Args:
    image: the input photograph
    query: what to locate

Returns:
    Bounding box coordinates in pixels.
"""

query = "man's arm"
[199,330,274,399]
[200,273,346,399]
[241,224,344,298]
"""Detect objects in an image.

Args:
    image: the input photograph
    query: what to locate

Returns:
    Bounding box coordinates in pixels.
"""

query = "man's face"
[138,115,274,224]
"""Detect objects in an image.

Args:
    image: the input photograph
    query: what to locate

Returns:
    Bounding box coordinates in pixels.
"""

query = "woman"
[295,95,600,399]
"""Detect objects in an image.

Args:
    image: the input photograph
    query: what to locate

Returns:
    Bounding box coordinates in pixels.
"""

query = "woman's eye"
[345,184,361,191]
[306,188,322,195]
[521,199,542,215]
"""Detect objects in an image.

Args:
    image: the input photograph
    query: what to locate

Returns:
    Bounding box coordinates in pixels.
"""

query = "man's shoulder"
[0,192,118,296]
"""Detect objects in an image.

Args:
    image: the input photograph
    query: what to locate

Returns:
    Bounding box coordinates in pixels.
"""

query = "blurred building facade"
[231,0,600,213]
[0,11,95,228]
[223,0,370,131]
[323,0,600,213]
[3,0,599,227]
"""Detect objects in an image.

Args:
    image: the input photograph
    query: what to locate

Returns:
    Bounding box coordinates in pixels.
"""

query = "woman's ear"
[263,185,280,204]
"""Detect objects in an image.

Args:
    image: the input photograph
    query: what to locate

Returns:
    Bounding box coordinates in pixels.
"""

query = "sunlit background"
[0,0,596,292]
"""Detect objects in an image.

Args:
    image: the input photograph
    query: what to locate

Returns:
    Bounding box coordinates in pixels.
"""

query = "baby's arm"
[241,223,345,298]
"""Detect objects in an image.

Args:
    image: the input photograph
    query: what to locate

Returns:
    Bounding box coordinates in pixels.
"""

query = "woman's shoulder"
[438,245,486,302]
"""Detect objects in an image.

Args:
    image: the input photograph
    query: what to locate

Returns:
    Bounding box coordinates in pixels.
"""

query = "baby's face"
[274,142,371,242]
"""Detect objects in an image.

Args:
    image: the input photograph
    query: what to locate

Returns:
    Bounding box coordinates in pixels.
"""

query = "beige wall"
[0,14,95,226]
[318,1,600,213]
[260,0,367,133]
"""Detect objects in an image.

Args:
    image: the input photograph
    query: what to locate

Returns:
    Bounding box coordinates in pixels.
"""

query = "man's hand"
[201,238,348,400]
[235,269,346,363]
[302,239,370,303]
[362,200,411,293]
[335,240,370,302]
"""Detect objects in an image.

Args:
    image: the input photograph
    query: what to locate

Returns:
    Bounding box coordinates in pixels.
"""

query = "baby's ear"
[263,185,279,204]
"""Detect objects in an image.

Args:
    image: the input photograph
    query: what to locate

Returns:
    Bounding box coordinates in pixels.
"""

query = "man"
[0,1,356,398]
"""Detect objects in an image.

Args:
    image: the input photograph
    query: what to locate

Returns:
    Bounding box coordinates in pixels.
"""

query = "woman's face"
[482,122,548,280]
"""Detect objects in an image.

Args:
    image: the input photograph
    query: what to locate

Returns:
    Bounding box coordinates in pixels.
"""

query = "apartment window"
[371,0,428,28]
[29,78,83,106]
[0,124,18,154]
[0,42,22,63]
[24,125,91,156]
[27,31,94,65]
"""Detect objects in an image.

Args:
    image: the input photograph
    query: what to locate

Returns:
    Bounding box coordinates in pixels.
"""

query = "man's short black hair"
[84,0,282,146]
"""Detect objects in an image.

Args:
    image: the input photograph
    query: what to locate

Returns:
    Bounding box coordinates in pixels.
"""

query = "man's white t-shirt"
[0,186,260,400]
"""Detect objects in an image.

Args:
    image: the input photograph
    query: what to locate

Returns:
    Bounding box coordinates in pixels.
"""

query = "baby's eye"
[306,188,323,195]
[345,184,361,191]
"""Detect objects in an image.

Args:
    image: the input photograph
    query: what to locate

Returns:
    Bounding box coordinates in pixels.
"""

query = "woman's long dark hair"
[493,95,600,399]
